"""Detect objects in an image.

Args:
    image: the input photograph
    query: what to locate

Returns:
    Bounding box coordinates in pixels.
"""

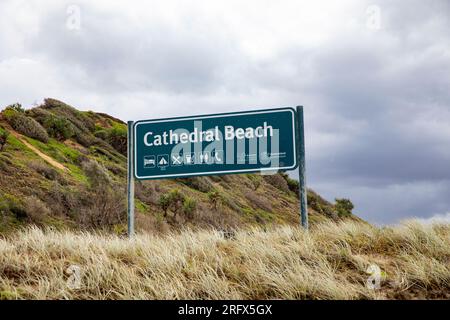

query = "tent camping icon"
[157,155,169,168]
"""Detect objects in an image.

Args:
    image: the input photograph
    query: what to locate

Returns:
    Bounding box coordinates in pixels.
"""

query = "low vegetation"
[335,198,355,217]
[0,220,448,300]
[158,189,197,219]
[0,126,9,151]
[3,104,49,143]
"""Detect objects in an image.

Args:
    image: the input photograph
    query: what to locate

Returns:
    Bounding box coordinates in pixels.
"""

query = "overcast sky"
[1,0,449,224]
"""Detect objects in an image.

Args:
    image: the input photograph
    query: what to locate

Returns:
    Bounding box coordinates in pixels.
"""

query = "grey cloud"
[26,3,239,94]
[314,179,450,224]
[270,1,450,223]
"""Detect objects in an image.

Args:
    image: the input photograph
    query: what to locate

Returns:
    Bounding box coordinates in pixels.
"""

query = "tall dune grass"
[0,220,448,299]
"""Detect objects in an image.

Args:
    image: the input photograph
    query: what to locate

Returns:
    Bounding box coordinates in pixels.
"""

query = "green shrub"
[104,162,126,177]
[286,177,299,194]
[107,124,127,155]
[43,98,95,133]
[24,196,51,224]
[158,194,171,216]
[0,194,27,220]
[263,173,290,193]
[27,107,51,124]
[28,103,94,145]
[82,160,111,187]
[307,190,337,219]
[89,146,115,161]
[77,186,126,229]
[221,195,242,213]
[335,198,354,217]
[80,160,126,228]
[279,172,299,194]
[93,123,127,155]
[94,129,109,140]
[43,115,75,141]
[0,126,9,151]
[10,205,27,220]
[244,191,273,212]
[167,189,184,215]
[73,128,94,147]
[135,199,149,213]
[177,177,213,193]
[182,197,197,218]
[6,103,25,113]
[247,174,262,191]
[207,190,223,210]
[158,189,194,218]
[91,139,122,159]
[3,107,49,143]
[29,161,59,180]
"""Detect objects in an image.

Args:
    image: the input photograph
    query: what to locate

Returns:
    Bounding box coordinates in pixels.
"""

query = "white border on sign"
[133,108,297,179]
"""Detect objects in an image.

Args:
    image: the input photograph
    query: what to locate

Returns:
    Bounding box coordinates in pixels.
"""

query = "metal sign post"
[127,121,135,237]
[296,106,308,229]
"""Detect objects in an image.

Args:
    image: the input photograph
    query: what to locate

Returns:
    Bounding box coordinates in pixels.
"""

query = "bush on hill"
[335,198,354,217]
[3,105,49,143]
[0,126,9,151]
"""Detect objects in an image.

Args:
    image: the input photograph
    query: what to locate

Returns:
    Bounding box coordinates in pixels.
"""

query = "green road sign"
[133,108,298,180]
[127,106,308,236]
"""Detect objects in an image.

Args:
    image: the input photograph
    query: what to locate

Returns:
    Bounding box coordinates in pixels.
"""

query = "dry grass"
[0,220,448,300]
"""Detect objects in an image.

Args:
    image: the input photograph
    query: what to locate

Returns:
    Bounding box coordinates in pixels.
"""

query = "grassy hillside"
[0,99,361,234]
[0,220,448,300]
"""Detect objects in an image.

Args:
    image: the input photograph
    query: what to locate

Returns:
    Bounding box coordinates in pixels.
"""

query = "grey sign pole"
[296,106,308,229]
[127,121,135,237]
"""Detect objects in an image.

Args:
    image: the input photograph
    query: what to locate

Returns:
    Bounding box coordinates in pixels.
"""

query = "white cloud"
[414,212,450,225]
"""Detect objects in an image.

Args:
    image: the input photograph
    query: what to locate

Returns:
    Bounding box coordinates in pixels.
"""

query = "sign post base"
[296,106,308,229]
[127,121,135,238]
